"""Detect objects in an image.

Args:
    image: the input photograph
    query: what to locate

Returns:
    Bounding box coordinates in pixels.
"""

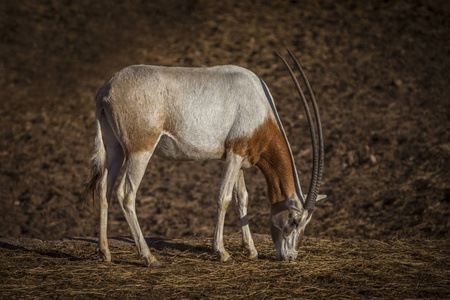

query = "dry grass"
[1,236,448,299]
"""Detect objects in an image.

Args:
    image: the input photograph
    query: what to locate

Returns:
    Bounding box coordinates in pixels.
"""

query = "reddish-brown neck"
[255,126,296,204]
[226,118,296,205]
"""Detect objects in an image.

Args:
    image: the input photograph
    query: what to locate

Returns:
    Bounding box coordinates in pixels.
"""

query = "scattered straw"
[0,236,449,299]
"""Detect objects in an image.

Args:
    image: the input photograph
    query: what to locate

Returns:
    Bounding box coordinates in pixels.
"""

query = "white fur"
[104,65,271,159]
[92,65,275,265]
[87,63,320,265]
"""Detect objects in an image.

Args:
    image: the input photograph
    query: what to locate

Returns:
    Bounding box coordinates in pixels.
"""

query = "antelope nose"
[282,255,294,262]
[288,253,298,262]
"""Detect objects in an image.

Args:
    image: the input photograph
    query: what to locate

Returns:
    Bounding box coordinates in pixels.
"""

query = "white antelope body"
[85,50,325,266]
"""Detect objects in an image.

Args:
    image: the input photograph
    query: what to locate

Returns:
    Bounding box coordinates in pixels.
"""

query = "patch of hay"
[1,236,448,299]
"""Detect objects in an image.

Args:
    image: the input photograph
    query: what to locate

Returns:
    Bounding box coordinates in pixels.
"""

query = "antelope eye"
[283,219,296,237]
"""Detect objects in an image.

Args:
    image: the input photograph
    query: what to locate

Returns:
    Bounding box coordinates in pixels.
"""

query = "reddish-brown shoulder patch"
[226,118,296,204]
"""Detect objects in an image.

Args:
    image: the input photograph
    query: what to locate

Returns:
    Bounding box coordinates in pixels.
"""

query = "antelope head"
[270,49,326,262]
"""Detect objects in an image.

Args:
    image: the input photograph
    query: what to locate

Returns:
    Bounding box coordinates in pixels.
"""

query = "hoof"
[220,254,234,263]
[248,251,258,260]
[148,260,163,268]
[97,248,111,262]
[100,256,111,262]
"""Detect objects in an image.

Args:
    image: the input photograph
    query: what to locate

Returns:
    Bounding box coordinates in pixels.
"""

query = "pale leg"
[98,117,124,262]
[116,151,161,267]
[97,169,110,261]
[213,153,243,262]
[233,170,258,259]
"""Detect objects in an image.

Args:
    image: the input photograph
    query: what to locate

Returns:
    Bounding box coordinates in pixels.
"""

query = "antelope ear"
[303,194,327,202]
[317,194,327,201]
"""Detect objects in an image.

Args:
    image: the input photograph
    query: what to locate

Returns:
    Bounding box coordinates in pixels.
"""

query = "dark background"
[1,0,449,241]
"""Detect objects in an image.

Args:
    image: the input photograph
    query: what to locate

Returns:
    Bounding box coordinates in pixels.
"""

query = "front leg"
[213,153,243,262]
[233,170,258,259]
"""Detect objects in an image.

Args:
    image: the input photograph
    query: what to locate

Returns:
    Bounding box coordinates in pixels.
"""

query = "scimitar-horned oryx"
[85,49,326,266]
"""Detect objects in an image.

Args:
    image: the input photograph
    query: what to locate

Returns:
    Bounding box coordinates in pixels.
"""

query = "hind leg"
[233,170,258,259]
[116,151,161,267]
[98,117,124,262]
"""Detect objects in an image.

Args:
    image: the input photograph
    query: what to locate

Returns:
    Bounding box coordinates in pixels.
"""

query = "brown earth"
[0,0,449,286]
[1,0,449,298]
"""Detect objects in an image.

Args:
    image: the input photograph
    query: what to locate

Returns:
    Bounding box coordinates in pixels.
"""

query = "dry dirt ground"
[1,0,449,298]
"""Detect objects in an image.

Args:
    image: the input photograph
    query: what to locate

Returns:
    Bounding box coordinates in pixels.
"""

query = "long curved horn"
[286,49,324,209]
[276,52,319,210]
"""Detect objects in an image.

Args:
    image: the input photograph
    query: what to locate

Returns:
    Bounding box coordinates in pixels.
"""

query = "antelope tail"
[84,108,106,217]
